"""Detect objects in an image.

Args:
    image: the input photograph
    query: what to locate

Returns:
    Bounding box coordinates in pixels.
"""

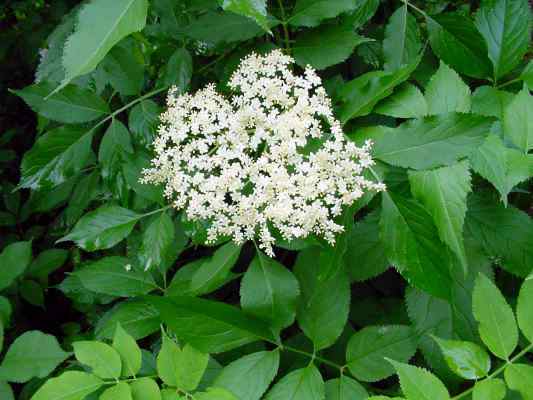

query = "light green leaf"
[176,344,209,392]
[426,13,491,79]
[425,62,471,115]
[138,212,175,271]
[99,119,133,181]
[433,337,490,379]
[58,205,142,251]
[265,364,324,400]
[472,273,518,359]
[505,364,533,399]
[157,333,182,387]
[382,5,421,71]
[31,371,103,400]
[517,273,533,342]
[195,388,238,400]
[101,382,133,400]
[471,86,514,119]
[294,247,350,350]
[130,377,161,400]
[375,83,427,119]
[389,360,450,400]
[73,340,122,379]
[240,252,300,330]
[408,160,471,273]
[293,25,369,70]
[215,350,280,400]
[472,379,506,400]
[19,126,93,190]
[221,0,269,32]
[503,85,533,153]
[520,60,533,89]
[289,0,358,27]
[346,325,417,382]
[475,0,531,80]
[470,135,533,206]
[113,322,142,377]
[0,241,32,291]
[380,193,452,300]
[59,0,149,92]
[0,331,69,383]
[161,389,183,400]
[11,82,109,123]
[324,376,368,400]
[0,382,14,400]
[162,48,193,91]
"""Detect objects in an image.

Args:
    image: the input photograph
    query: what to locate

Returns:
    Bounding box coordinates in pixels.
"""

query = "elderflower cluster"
[141,50,385,256]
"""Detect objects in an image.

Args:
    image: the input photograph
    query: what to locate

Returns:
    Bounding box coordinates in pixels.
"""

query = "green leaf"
[65,170,100,226]
[0,297,13,326]
[221,0,269,32]
[289,0,358,27]
[475,0,531,80]
[240,252,300,330]
[472,379,506,400]
[293,25,369,70]
[59,0,149,92]
[31,371,103,400]
[138,212,175,271]
[504,364,533,399]
[426,13,491,79]
[361,113,492,170]
[195,388,238,400]
[20,280,45,307]
[380,193,452,299]
[265,364,324,400]
[19,126,93,190]
[346,325,417,382]
[0,241,32,291]
[472,273,518,359]
[470,135,533,206]
[324,376,368,400]
[344,0,379,29]
[130,377,161,400]
[58,205,142,251]
[337,59,419,123]
[123,152,165,204]
[157,333,182,387]
[27,248,69,279]
[520,60,533,89]
[408,160,471,273]
[161,389,183,400]
[149,296,278,353]
[73,340,122,379]
[433,337,490,379]
[382,5,421,71]
[101,382,133,400]
[96,299,160,340]
[503,85,533,153]
[425,62,471,115]
[128,100,161,148]
[471,86,514,119]
[389,360,450,400]
[215,350,280,400]
[99,119,133,181]
[0,331,69,383]
[11,82,109,123]
[113,322,142,377]
[0,382,14,400]
[375,83,427,119]
[162,48,193,91]
[517,273,533,342]
[74,256,157,297]
[294,247,350,350]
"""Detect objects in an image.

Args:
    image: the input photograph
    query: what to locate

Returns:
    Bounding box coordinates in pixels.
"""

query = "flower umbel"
[141,50,385,256]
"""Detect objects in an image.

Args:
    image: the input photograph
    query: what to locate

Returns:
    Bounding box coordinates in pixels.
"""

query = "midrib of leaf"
[485,297,508,358]
[398,6,408,66]
[49,96,106,114]
[53,381,102,400]
[83,270,156,288]
[403,372,432,400]
[191,247,237,290]
[288,368,310,400]
[349,329,417,361]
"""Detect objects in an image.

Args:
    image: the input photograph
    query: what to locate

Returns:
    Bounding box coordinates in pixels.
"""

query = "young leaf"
[388,360,450,400]
[408,160,471,273]
[11,82,109,123]
[475,0,531,80]
[240,252,300,330]
[375,83,427,119]
[31,371,103,400]
[130,377,161,400]
[472,378,506,400]
[472,273,518,359]
[73,340,122,379]
[74,256,158,297]
[289,0,358,27]
[0,241,32,291]
[101,382,133,400]
[433,337,491,379]
[294,247,350,350]
[113,322,142,377]
[59,0,149,92]
[0,331,69,383]
[425,62,471,115]
[346,325,417,382]
[215,350,280,400]
[517,272,533,342]
[264,364,324,400]
[324,376,368,400]
[503,85,533,153]
[382,5,421,71]
[58,205,142,251]
[221,0,270,32]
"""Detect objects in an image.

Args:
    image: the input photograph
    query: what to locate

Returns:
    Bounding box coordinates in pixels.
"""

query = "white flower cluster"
[141,50,385,256]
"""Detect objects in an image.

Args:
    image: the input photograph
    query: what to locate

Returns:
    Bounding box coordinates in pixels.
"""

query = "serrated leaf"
[73,340,122,379]
[113,322,142,377]
[471,86,514,119]
[130,377,161,400]
[101,382,133,400]
[517,273,533,342]
[293,25,369,70]
[375,83,427,119]
[389,360,450,400]
[0,331,69,383]
[240,252,300,330]
[99,119,133,181]
[475,0,531,80]
[289,0,359,27]
[186,11,265,44]
[128,100,161,148]
[472,273,518,359]
[324,376,368,400]
[382,5,421,71]
[215,350,280,400]
[433,337,490,379]
[472,379,506,400]
[58,0,149,92]
[425,62,471,115]
[221,0,270,32]
[123,152,165,204]
[0,241,32,291]
[31,371,103,400]
[138,212,175,271]
[264,364,324,400]
[161,48,193,91]
[346,325,417,382]
[503,85,533,153]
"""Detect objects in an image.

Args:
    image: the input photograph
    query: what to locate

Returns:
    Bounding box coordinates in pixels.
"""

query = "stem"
[497,77,521,89]
[282,344,344,371]
[404,0,428,18]
[276,0,291,52]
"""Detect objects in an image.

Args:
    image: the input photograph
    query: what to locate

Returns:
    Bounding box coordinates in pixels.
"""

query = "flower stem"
[276,0,291,53]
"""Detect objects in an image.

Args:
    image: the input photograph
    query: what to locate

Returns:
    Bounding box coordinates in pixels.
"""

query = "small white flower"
[124,264,132,272]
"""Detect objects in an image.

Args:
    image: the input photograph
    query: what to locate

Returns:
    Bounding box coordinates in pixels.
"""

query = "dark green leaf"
[0,241,32,291]
[289,0,359,27]
[27,248,68,279]
[20,280,45,307]
[138,212,175,271]
[128,100,161,148]
[162,48,193,91]
[221,0,269,32]
[186,11,265,44]
[99,119,134,181]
